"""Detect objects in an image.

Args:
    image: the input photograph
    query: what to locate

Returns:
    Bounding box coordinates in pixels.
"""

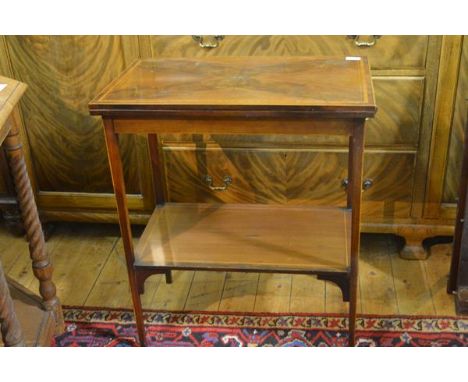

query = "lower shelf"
[0,278,55,347]
[135,203,351,273]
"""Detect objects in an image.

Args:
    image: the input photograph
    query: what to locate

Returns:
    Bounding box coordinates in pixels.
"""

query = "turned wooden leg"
[398,229,428,260]
[0,260,25,346]
[3,115,64,334]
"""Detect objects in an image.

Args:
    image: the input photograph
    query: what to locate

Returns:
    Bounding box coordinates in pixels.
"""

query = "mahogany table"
[0,75,63,346]
[90,56,377,346]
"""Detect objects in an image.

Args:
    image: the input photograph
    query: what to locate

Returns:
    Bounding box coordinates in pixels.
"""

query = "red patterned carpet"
[52,306,468,347]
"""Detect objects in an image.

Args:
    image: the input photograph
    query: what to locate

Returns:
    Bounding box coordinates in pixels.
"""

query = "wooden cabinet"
[0,35,465,259]
[0,36,154,224]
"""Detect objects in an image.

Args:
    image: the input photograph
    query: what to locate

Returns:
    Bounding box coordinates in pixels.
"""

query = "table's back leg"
[148,134,172,284]
[3,110,64,335]
[103,119,147,346]
[0,259,25,346]
[348,121,365,347]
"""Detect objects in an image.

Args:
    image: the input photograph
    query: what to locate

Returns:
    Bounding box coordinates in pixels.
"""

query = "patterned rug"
[52,306,468,347]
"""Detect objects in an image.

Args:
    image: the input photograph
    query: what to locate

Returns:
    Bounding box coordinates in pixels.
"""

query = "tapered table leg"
[103,119,147,346]
[347,122,365,347]
[0,259,25,346]
[3,114,64,334]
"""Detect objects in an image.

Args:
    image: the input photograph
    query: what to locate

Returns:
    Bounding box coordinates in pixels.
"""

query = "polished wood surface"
[136,203,350,272]
[90,56,376,117]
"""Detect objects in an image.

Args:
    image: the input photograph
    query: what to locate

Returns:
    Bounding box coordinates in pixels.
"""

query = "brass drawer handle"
[192,35,225,49]
[347,35,381,47]
[342,178,374,191]
[204,175,232,191]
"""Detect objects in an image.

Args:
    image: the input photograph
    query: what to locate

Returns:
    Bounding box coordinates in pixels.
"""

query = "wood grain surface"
[4,36,143,194]
[90,56,376,117]
[135,203,351,273]
[148,36,429,69]
[443,37,468,204]
[162,145,415,218]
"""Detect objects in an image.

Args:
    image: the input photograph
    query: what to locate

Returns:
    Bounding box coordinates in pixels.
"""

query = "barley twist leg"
[3,117,64,333]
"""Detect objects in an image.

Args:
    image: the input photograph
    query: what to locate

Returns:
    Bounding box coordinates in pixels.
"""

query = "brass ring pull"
[192,35,225,49]
[342,178,374,191]
[204,175,232,191]
[347,35,381,47]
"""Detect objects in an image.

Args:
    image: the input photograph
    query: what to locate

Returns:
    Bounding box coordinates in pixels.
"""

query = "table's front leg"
[3,111,64,334]
[103,118,147,346]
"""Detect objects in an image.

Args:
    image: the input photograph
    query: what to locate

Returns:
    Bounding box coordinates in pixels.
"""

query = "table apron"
[111,118,362,136]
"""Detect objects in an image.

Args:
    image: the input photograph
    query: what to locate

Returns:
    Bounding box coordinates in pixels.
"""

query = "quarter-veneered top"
[89,56,376,118]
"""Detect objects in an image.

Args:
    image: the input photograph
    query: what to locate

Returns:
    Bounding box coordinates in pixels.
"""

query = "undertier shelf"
[135,203,351,273]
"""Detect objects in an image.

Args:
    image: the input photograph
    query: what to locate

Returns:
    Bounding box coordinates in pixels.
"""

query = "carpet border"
[62,304,468,321]
[61,305,468,334]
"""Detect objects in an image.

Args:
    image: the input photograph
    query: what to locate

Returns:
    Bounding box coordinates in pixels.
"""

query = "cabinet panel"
[368,77,424,146]
[163,145,415,218]
[443,38,468,204]
[150,35,428,69]
[4,36,143,195]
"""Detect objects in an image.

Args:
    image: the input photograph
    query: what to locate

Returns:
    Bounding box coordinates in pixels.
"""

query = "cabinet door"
[442,38,468,210]
[423,36,465,219]
[1,36,154,217]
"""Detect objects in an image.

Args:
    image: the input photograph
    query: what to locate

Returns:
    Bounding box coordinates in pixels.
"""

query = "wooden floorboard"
[184,271,226,311]
[254,273,292,312]
[0,222,461,316]
[150,271,194,311]
[388,235,436,315]
[425,243,456,316]
[219,272,259,312]
[289,275,325,313]
[359,234,399,314]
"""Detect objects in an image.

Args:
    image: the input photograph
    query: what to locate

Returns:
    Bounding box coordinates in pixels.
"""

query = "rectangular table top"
[89,56,376,119]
